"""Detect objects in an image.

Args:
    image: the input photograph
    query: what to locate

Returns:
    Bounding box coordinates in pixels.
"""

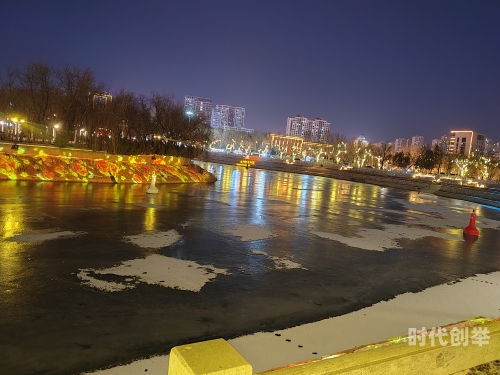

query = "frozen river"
[1,162,500,374]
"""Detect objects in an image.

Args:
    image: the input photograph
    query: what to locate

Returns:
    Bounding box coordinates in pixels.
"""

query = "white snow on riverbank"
[83,270,500,374]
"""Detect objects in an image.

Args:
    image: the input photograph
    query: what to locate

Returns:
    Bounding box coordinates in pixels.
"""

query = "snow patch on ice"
[78,254,229,292]
[250,250,305,270]
[312,224,458,251]
[224,225,276,241]
[123,230,182,249]
[6,230,86,243]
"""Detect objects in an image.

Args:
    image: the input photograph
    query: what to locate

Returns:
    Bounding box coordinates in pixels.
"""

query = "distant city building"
[184,96,212,125]
[211,104,247,131]
[286,115,330,142]
[432,135,450,152]
[484,138,500,156]
[355,134,368,146]
[449,130,486,156]
[286,115,308,137]
[411,135,425,150]
[394,138,410,152]
[372,141,394,149]
[91,92,112,107]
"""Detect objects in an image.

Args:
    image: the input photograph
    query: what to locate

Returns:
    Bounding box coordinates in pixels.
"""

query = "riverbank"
[198,152,500,208]
[0,143,216,184]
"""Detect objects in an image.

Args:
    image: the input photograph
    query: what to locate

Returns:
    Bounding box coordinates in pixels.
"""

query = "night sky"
[2,0,500,142]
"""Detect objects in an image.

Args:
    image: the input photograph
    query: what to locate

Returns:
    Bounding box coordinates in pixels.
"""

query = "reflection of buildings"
[184,96,212,125]
[449,130,485,156]
[286,115,330,142]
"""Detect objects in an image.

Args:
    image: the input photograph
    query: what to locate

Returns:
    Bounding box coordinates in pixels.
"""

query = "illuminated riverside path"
[1,162,500,375]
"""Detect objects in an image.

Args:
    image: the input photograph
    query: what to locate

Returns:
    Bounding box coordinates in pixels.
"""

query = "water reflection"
[0,203,26,282]
[193,162,397,246]
[144,194,158,231]
[1,163,500,279]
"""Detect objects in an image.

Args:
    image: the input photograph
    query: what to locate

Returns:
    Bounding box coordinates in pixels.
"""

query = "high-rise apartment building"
[394,138,410,152]
[431,135,450,151]
[184,96,212,124]
[411,135,425,150]
[449,130,486,156]
[211,105,245,129]
[485,138,500,156]
[286,115,330,142]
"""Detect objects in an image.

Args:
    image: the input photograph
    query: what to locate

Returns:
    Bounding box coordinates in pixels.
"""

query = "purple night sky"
[2,0,500,143]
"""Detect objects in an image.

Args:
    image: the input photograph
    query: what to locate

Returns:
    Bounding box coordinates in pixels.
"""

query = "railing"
[167,317,500,375]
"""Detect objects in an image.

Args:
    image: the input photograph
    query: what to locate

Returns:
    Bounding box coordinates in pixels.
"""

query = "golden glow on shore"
[0,152,214,184]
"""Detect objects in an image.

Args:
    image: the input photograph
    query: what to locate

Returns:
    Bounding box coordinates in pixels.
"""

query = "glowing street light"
[53,124,60,140]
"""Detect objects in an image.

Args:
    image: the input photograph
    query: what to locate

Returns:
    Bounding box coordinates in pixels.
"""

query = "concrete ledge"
[257,318,500,375]
[169,338,252,375]
[167,319,499,375]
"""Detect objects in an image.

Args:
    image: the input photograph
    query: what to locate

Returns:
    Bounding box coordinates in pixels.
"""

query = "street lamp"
[19,119,25,141]
[53,124,60,141]
[186,109,194,122]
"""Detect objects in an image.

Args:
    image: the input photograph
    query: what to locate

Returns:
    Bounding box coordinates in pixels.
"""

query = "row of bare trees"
[0,62,210,156]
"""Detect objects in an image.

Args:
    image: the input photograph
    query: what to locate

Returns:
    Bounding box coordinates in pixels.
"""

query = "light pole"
[19,119,25,141]
[53,124,60,142]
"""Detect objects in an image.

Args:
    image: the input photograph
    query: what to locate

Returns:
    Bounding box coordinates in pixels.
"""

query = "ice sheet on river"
[311,194,500,251]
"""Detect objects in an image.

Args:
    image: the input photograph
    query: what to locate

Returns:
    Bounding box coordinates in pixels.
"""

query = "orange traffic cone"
[463,209,479,237]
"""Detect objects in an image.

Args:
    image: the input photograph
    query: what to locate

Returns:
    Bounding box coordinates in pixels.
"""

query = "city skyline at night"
[2,0,500,143]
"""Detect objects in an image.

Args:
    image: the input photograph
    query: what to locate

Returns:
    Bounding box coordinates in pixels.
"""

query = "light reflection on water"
[1,162,500,277]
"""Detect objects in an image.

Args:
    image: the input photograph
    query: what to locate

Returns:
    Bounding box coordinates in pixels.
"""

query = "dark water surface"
[1,162,500,374]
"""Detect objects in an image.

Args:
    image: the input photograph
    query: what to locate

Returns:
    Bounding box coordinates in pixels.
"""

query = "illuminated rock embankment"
[0,148,215,184]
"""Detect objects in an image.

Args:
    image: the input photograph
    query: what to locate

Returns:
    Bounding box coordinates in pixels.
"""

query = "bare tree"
[56,65,104,137]
[0,68,18,116]
[13,62,56,125]
[373,141,393,169]
[325,132,347,162]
